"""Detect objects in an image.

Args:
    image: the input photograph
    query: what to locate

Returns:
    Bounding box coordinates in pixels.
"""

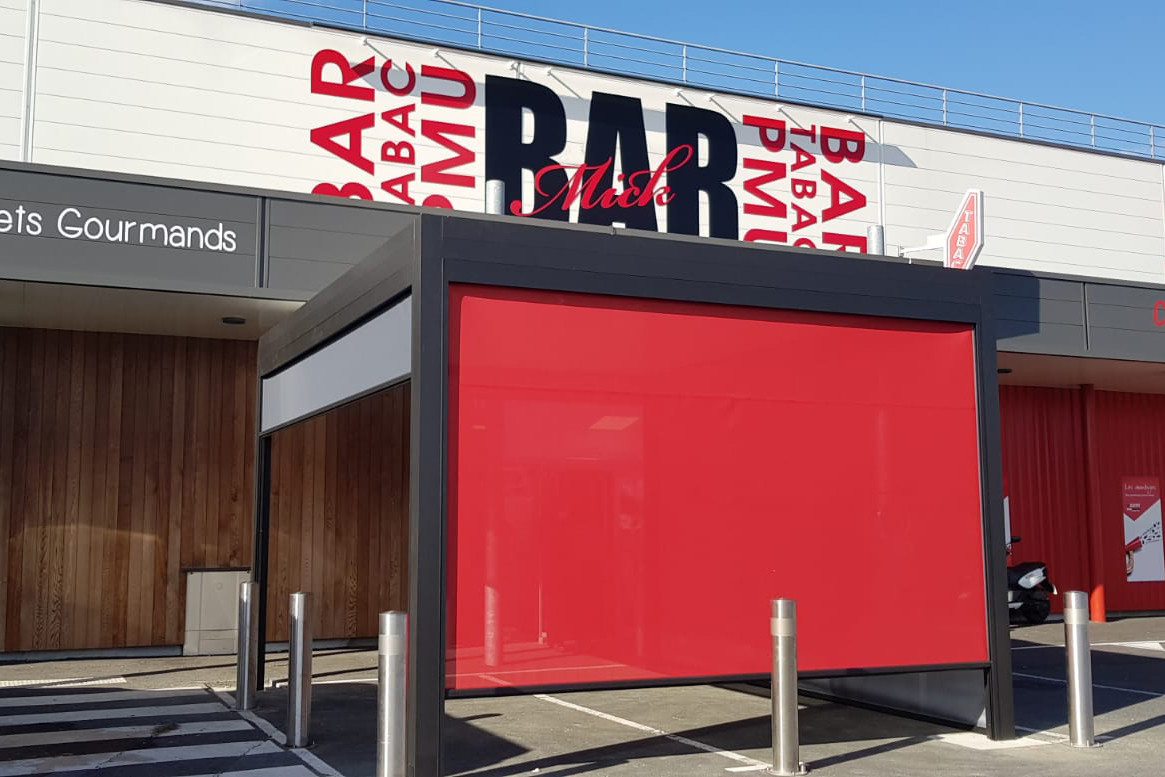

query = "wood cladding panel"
[0,327,256,652]
[266,384,410,642]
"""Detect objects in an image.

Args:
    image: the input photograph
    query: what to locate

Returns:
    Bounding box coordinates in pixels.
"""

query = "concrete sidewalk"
[2,617,1164,776]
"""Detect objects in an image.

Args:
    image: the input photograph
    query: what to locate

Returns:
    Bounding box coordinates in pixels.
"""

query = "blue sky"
[471,0,1165,127]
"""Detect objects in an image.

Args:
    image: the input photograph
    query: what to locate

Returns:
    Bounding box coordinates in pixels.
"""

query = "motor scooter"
[1007,536,1056,625]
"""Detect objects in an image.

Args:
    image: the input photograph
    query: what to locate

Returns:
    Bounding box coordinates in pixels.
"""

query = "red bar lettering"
[311,50,375,101]
[820,126,865,164]
[312,182,373,200]
[744,228,788,244]
[793,237,816,249]
[822,232,868,252]
[820,170,867,221]
[311,114,376,174]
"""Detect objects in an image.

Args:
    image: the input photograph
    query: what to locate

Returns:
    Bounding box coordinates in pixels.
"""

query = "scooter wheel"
[1020,598,1051,625]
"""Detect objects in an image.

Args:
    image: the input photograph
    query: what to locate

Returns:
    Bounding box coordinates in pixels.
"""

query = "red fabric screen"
[447,285,988,691]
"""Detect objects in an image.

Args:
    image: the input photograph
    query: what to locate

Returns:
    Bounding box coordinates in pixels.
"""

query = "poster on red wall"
[1123,477,1164,582]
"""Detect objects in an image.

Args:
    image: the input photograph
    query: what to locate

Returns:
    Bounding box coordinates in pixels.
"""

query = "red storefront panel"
[998,386,1091,610]
[448,285,988,691]
[1093,391,1165,612]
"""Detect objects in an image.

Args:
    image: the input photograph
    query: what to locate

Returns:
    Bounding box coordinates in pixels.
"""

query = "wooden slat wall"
[266,384,410,641]
[0,327,256,652]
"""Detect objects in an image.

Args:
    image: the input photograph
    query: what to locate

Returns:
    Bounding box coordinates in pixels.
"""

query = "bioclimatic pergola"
[250,210,1014,776]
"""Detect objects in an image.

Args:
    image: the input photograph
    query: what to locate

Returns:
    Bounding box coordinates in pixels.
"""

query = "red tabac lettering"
[791,144,816,171]
[791,179,816,199]
[791,202,817,232]
[820,170,867,221]
[381,104,416,136]
[422,65,476,109]
[420,121,476,188]
[791,126,817,142]
[311,50,375,101]
[380,61,416,96]
[744,228,788,244]
[381,173,415,204]
[312,182,373,200]
[381,140,414,165]
[742,158,787,219]
[821,127,865,164]
[794,237,816,249]
[311,114,375,174]
[822,232,867,252]
[743,115,786,152]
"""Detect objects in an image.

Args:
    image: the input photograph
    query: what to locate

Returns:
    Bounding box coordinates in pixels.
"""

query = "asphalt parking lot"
[2,617,1165,776]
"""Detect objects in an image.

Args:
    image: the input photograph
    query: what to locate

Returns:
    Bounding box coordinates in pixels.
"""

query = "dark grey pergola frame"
[251,209,1015,777]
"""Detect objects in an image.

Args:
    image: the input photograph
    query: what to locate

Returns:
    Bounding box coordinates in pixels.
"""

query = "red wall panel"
[1092,391,1165,613]
[998,386,1090,611]
[448,285,989,691]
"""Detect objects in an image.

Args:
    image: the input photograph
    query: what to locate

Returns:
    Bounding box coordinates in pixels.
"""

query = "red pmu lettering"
[820,126,865,164]
[311,114,376,174]
[742,159,787,219]
[311,50,375,101]
[744,228,788,244]
[312,182,373,200]
[421,66,476,109]
[822,232,867,252]
[820,170,867,222]
[793,237,816,249]
[743,115,787,152]
[380,61,416,96]
[421,121,476,188]
[423,194,453,209]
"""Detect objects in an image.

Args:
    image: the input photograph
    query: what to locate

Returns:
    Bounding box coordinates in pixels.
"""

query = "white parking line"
[1013,672,1162,697]
[534,693,772,771]
[210,689,344,777]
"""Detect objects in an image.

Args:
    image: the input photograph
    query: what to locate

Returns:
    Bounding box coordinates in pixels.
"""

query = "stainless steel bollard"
[377,611,408,777]
[286,592,314,748]
[235,581,259,710]
[1064,591,1097,748]
[771,599,806,775]
[485,179,505,215]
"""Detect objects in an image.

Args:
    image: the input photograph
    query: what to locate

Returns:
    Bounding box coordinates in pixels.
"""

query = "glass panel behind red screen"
[448,285,987,691]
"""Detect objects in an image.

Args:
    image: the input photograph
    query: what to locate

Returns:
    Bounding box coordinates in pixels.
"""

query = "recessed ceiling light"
[222,316,247,325]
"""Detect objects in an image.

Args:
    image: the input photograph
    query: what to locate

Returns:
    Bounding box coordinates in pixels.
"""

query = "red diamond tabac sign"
[944,189,984,270]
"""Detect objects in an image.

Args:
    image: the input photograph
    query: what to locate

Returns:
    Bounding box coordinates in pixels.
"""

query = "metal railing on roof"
[193,0,1165,161]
